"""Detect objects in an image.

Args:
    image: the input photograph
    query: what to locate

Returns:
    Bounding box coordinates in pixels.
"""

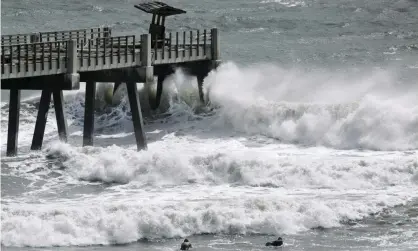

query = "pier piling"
[53,90,68,142]
[196,74,205,103]
[155,75,165,109]
[6,89,21,156]
[153,66,171,109]
[31,90,52,150]
[126,82,147,150]
[83,82,96,146]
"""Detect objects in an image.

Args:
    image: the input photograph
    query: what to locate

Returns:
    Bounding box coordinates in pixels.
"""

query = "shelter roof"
[134,1,186,16]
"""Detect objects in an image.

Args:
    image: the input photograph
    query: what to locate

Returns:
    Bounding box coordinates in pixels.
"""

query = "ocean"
[1,0,418,250]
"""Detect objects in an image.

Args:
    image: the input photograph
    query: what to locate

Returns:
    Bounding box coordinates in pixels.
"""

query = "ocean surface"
[1,0,418,250]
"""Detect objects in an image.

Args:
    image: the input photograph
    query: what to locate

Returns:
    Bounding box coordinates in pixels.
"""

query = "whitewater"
[2,0,418,250]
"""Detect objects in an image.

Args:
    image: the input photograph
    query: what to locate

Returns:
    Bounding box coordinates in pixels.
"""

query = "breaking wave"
[204,62,418,151]
[1,180,414,247]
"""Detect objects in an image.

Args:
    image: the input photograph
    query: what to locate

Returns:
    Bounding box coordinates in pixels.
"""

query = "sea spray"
[204,62,418,150]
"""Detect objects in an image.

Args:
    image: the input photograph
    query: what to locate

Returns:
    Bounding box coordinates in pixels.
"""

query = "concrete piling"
[31,90,52,150]
[6,89,21,156]
[53,90,68,142]
[155,75,165,109]
[196,74,205,103]
[83,81,96,146]
[30,89,69,150]
[126,82,147,151]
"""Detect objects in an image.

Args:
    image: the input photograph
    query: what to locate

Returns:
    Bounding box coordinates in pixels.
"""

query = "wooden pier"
[1,2,221,156]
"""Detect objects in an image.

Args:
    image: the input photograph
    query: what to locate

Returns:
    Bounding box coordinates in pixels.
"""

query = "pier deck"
[1,28,216,81]
[1,26,221,157]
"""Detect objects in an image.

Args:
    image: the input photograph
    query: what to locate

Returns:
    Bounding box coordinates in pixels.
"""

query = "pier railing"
[152,29,214,63]
[1,33,38,46]
[79,35,137,71]
[39,27,112,48]
[1,28,218,79]
[1,40,71,78]
[1,27,111,47]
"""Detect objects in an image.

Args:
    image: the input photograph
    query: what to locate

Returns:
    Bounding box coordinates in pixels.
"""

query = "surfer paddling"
[266,237,283,247]
[180,238,192,250]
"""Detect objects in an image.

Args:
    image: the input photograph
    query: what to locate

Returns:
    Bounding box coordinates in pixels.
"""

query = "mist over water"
[2,0,418,250]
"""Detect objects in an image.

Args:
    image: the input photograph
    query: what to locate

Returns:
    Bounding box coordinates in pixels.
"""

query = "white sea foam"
[2,138,417,247]
[1,184,414,247]
[42,141,418,188]
[204,62,418,150]
[260,0,306,8]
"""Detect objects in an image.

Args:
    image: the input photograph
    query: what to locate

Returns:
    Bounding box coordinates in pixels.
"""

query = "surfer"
[180,238,192,250]
[265,237,283,247]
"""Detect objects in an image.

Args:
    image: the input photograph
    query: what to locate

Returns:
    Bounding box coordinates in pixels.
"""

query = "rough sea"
[1,0,418,250]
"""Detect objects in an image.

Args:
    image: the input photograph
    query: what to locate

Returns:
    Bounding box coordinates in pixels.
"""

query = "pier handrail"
[1,33,38,46]
[1,36,139,75]
[1,27,111,47]
[1,40,71,75]
[39,27,112,48]
[152,29,213,60]
[79,35,137,68]
[1,28,219,79]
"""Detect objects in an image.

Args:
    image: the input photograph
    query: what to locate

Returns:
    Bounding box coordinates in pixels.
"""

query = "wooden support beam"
[126,82,147,151]
[6,89,21,156]
[53,90,68,142]
[83,81,96,146]
[31,90,52,150]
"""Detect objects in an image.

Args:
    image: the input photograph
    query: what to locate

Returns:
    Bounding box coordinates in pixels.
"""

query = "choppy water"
[1,0,418,250]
